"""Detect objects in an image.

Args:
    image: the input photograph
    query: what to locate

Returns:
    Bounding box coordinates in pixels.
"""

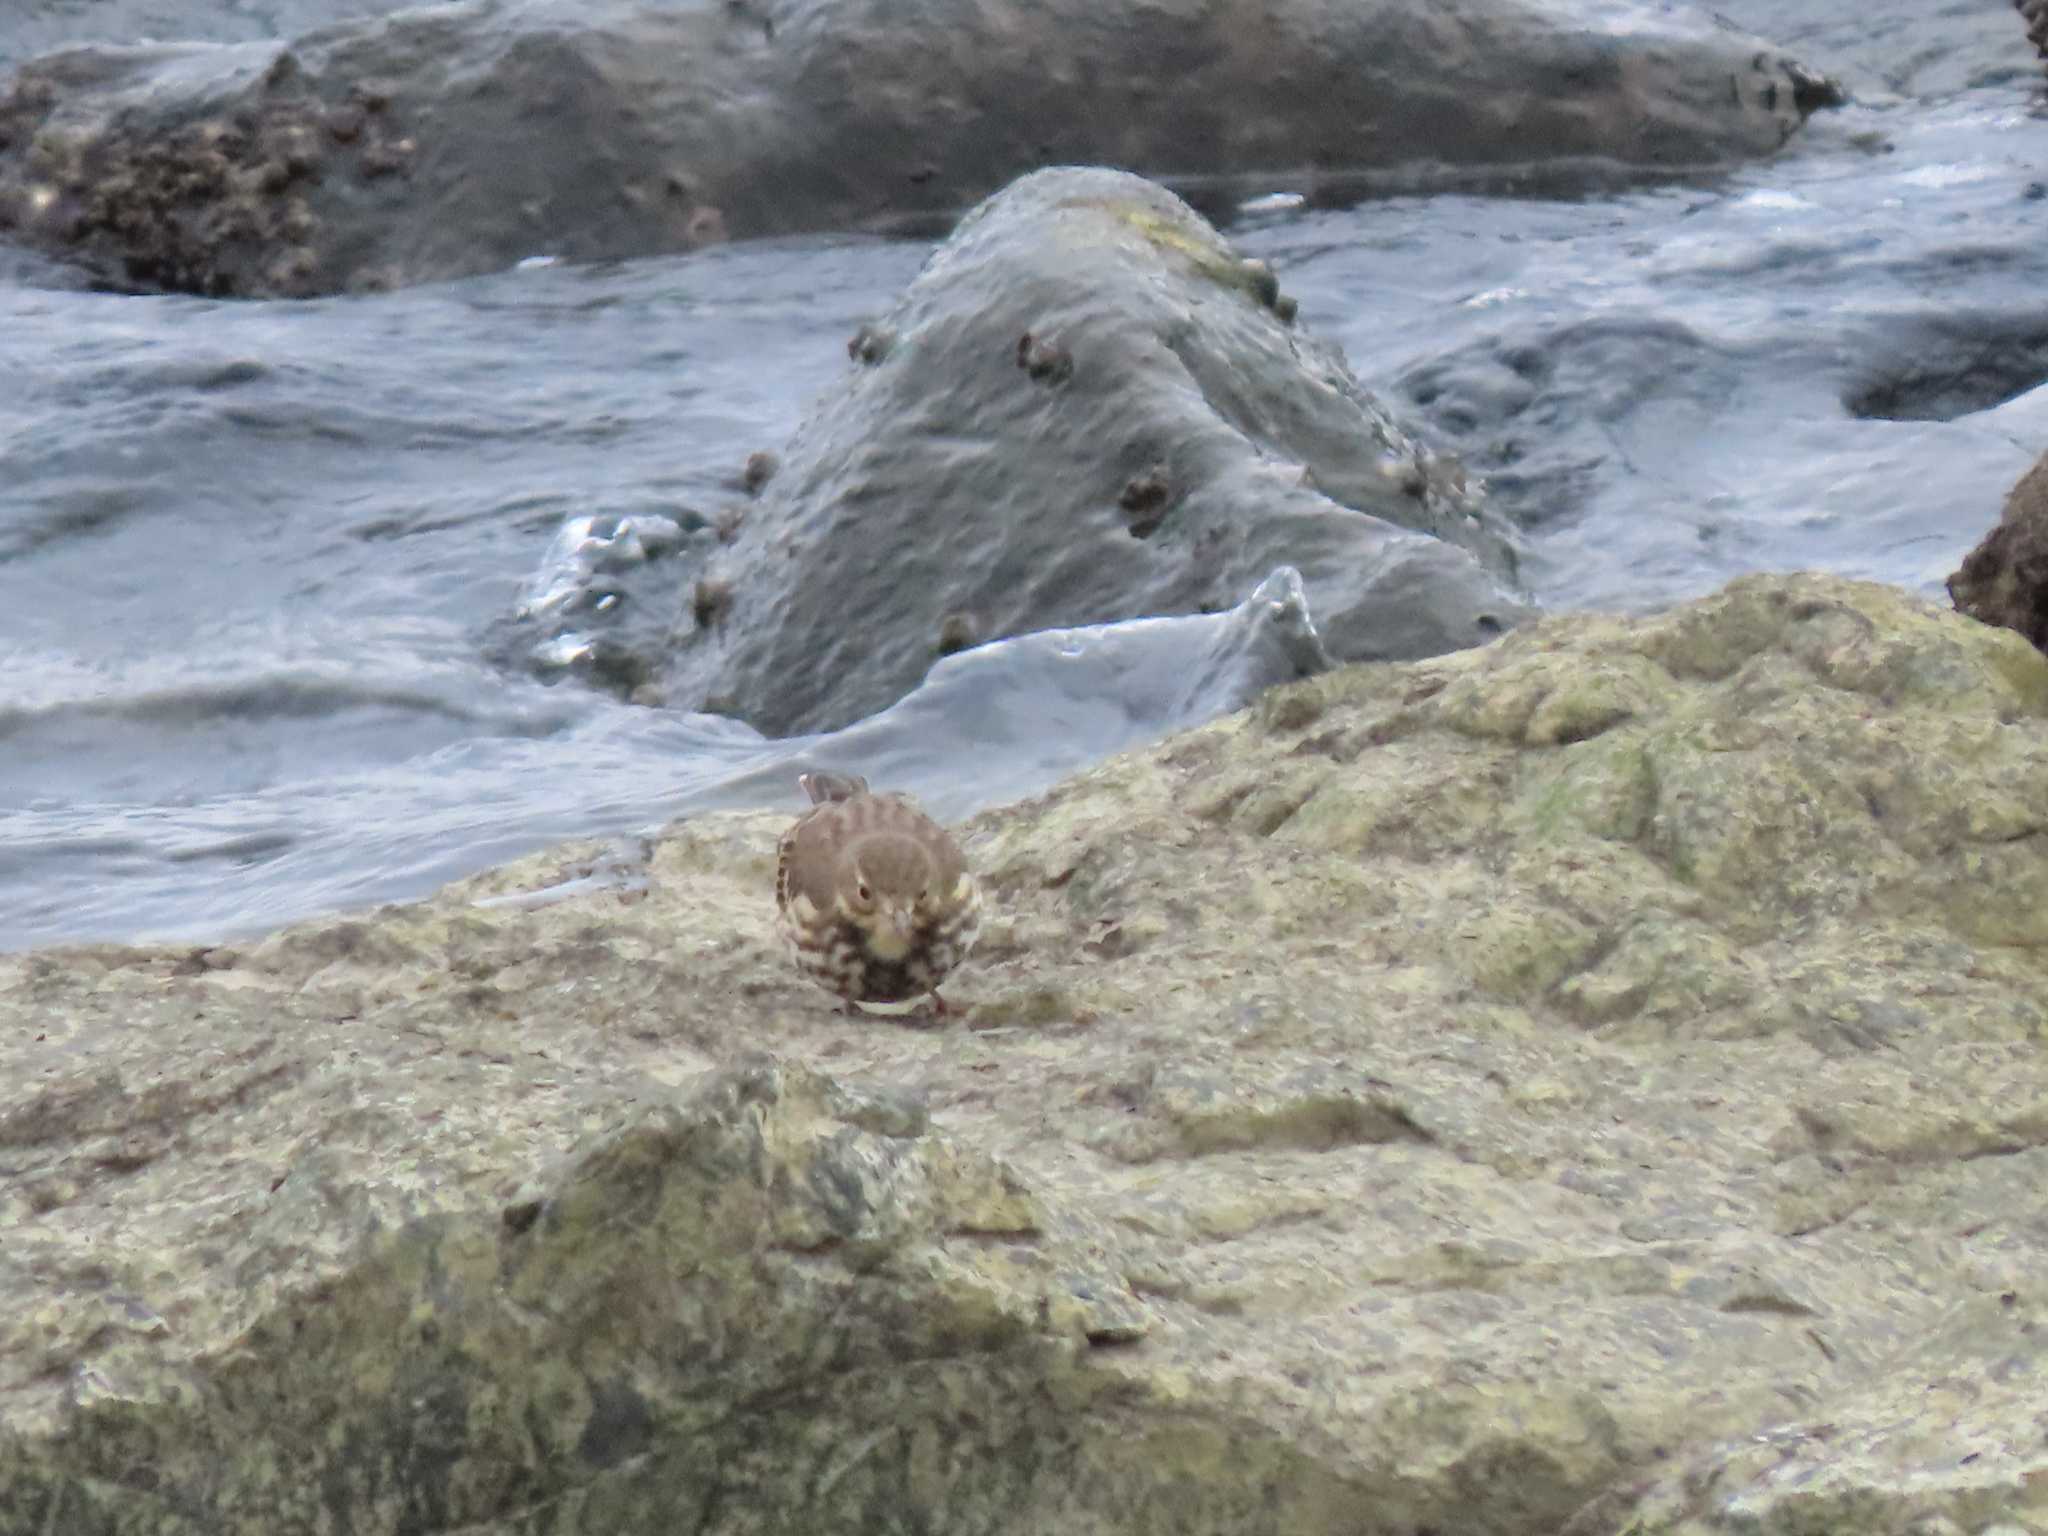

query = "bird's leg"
[925,990,953,1017]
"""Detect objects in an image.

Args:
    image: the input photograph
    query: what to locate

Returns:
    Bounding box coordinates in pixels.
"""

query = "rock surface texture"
[0,0,1836,296]
[9,571,2048,1534]
[1950,449,2048,651]
[670,167,1526,734]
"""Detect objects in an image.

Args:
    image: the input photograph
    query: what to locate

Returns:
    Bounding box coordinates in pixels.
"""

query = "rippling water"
[3,0,2046,951]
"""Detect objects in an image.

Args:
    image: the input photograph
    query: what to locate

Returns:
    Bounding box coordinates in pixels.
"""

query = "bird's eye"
[856,880,872,904]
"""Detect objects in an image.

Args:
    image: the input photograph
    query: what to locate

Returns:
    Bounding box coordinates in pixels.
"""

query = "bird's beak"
[865,903,916,959]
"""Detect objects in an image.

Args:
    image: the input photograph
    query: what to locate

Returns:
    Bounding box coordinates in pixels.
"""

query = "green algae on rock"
[7,572,2048,1534]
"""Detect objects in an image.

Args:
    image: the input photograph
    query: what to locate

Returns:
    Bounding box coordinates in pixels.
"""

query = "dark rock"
[1949,451,2048,650]
[935,611,980,655]
[847,322,896,365]
[0,0,1836,296]
[740,451,778,496]
[2023,0,2048,62]
[666,167,1529,735]
[690,577,735,630]
[1015,330,1073,385]
[1118,464,1172,539]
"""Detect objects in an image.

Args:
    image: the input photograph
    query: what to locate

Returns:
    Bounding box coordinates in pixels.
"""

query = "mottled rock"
[1949,450,2048,651]
[0,1057,1136,1531]
[670,167,1527,733]
[0,0,1836,296]
[9,572,2048,1534]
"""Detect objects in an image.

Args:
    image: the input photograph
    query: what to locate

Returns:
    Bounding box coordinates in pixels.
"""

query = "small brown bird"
[775,772,982,1014]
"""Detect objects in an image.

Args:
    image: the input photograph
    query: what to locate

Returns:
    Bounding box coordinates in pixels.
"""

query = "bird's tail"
[799,770,871,805]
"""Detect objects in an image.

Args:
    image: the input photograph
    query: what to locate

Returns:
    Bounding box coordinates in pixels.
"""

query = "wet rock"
[740,450,778,496]
[1948,450,2048,651]
[689,576,734,630]
[2023,0,2048,64]
[1015,329,1073,385]
[1117,463,1172,539]
[935,610,980,655]
[0,42,336,296]
[10,572,2048,1532]
[671,167,1529,734]
[0,0,1835,296]
[846,320,895,365]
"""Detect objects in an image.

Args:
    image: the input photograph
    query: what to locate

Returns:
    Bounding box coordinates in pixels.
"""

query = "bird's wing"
[775,821,798,915]
[875,794,967,886]
[778,804,846,916]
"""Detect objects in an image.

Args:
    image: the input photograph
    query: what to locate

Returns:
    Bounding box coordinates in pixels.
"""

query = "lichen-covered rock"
[0,0,1837,296]
[1,1059,1144,1533]
[1950,449,2048,652]
[668,167,1527,733]
[1604,1289,2048,1536]
[8,571,2048,1534]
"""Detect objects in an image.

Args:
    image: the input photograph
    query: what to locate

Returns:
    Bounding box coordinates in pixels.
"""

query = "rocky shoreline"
[646,166,1526,734]
[0,0,1836,297]
[9,569,2048,1534]
[6,1,2048,1529]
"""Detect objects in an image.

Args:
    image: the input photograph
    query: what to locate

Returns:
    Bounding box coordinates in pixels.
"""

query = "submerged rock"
[8,571,2048,1532]
[0,0,1835,296]
[1949,449,2048,651]
[670,166,1528,734]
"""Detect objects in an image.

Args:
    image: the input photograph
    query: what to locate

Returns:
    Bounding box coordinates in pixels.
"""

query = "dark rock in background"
[0,0,1835,297]
[2023,0,2048,65]
[666,167,1527,735]
[1949,450,2048,650]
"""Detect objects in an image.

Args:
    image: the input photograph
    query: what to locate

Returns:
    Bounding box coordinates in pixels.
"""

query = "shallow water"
[3,0,2047,951]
